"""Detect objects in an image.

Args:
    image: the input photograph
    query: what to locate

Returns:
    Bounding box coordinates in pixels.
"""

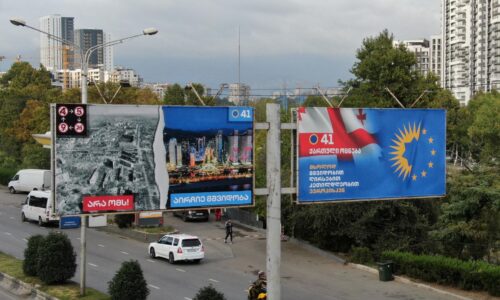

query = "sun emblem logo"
[389,123,421,180]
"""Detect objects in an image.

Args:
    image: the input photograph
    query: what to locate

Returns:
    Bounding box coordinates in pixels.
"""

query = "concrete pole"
[266,103,281,299]
[80,215,87,295]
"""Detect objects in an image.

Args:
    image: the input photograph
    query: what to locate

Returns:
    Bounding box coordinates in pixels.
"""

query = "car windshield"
[182,239,201,247]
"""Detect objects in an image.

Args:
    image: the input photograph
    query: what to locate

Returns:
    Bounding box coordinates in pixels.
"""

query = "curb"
[347,263,473,300]
[0,271,59,300]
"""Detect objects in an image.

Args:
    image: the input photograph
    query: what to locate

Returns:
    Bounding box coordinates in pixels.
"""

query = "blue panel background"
[298,109,446,202]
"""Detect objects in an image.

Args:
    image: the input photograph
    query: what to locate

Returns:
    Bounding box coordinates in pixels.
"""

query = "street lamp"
[10,18,158,104]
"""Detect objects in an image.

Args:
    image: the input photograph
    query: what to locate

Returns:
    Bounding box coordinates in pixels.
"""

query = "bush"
[108,260,149,300]
[22,234,44,276]
[37,232,76,284]
[0,167,16,186]
[193,284,226,300]
[114,214,134,228]
[381,250,500,296]
[350,246,374,264]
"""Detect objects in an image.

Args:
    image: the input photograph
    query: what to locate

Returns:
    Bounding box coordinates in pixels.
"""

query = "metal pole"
[266,103,281,300]
[80,215,87,296]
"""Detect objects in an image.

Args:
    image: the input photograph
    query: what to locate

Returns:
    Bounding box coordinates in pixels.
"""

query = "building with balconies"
[442,0,500,105]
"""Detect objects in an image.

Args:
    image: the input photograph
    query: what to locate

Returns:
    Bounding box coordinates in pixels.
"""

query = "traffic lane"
[0,189,459,300]
[0,286,22,300]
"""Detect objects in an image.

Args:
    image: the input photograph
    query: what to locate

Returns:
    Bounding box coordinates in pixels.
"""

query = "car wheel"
[168,252,175,264]
[149,248,156,259]
[21,213,26,222]
[38,217,44,227]
[194,259,201,264]
[9,187,16,194]
[33,188,38,191]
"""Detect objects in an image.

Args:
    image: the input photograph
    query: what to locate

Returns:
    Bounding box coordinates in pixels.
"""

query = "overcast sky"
[0,0,441,91]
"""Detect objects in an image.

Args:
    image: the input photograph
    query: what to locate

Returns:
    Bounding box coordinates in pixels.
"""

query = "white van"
[8,169,50,194]
[21,190,59,226]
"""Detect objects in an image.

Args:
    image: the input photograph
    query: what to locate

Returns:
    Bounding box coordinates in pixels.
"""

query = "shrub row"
[381,250,500,296]
[0,167,16,186]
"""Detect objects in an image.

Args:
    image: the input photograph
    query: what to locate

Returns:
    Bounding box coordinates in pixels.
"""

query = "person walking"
[224,219,233,243]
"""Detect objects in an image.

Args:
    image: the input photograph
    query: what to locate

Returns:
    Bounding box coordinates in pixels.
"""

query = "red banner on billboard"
[83,195,134,212]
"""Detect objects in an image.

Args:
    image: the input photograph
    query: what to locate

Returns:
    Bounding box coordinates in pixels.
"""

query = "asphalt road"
[0,186,460,300]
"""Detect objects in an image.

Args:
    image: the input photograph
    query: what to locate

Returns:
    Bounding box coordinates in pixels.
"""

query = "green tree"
[23,234,44,276]
[431,168,500,261]
[108,260,149,300]
[342,29,442,108]
[36,232,76,284]
[466,91,500,163]
[193,284,226,300]
[163,83,185,105]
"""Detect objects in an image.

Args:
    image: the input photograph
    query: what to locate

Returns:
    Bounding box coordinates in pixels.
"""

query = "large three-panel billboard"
[53,104,254,215]
[297,107,446,203]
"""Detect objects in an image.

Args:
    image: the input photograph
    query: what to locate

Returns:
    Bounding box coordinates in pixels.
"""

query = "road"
[0,186,460,300]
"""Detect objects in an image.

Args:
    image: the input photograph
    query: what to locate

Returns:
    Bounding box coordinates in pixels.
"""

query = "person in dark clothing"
[224,219,233,243]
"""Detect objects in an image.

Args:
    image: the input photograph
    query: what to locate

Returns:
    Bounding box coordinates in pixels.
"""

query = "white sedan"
[148,234,204,264]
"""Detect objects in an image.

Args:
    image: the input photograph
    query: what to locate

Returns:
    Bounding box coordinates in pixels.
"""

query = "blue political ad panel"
[171,190,252,208]
[60,216,81,229]
[163,106,254,209]
[53,104,254,216]
[297,107,446,203]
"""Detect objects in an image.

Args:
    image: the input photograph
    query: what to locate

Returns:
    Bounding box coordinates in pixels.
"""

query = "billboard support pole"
[266,103,281,300]
[80,216,87,295]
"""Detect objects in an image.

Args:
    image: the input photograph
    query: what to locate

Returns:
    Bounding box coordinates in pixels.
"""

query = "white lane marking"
[9,217,14,220]
[76,238,81,240]
[209,278,219,283]
[120,251,129,255]
[176,268,186,272]
[98,244,105,247]
[22,238,28,242]
[147,259,155,263]
[88,263,98,267]
[148,284,160,290]
[4,232,12,235]
[184,298,192,300]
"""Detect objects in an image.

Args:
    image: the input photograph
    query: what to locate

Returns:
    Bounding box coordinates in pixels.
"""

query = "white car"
[21,190,59,226]
[148,234,204,264]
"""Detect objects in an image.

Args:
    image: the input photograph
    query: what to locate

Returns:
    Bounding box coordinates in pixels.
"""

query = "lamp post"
[10,18,158,104]
[10,18,158,295]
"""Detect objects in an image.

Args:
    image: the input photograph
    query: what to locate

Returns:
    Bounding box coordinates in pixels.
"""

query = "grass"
[0,251,110,300]
[134,225,175,234]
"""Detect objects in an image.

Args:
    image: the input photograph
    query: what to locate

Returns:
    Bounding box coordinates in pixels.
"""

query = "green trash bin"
[377,261,394,281]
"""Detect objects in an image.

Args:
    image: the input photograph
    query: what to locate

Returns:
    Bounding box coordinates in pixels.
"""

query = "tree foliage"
[193,284,226,300]
[23,234,44,276]
[36,232,76,284]
[108,260,149,300]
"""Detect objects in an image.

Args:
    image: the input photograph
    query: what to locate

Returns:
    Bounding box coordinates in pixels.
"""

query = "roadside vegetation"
[0,28,498,295]
[0,251,109,300]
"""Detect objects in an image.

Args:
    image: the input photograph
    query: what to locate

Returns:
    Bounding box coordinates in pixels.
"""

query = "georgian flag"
[297,107,380,161]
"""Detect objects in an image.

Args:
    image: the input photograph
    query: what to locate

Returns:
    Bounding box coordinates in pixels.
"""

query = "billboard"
[54,104,254,215]
[297,107,446,203]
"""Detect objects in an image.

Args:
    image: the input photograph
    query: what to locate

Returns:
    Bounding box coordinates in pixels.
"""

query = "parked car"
[148,234,204,264]
[8,169,50,194]
[21,190,59,226]
[173,209,209,222]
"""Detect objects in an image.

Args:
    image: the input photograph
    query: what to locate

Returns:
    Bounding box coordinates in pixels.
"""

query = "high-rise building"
[228,83,250,105]
[74,29,104,68]
[441,0,500,105]
[39,15,74,71]
[430,35,443,81]
[394,39,431,76]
